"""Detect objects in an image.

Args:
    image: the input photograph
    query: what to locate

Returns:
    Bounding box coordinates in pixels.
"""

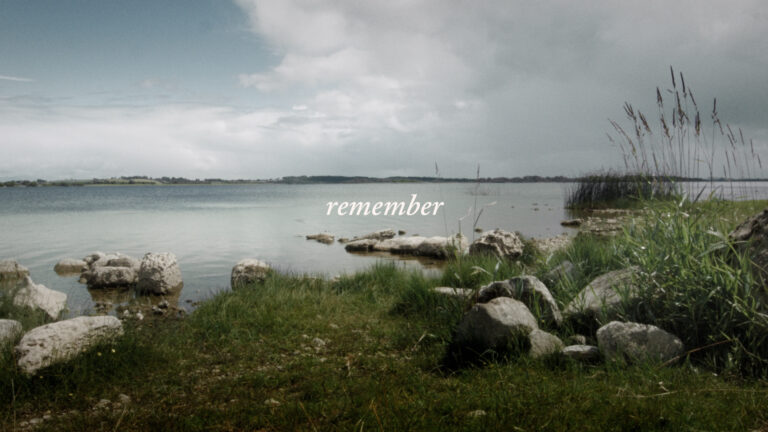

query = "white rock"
[54,258,87,274]
[344,238,380,252]
[137,252,183,295]
[469,229,524,260]
[82,252,105,265]
[306,233,334,244]
[107,256,140,272]
[15,316,123,375]
[562,344,601,362]
[478,276,563,327]
[564,267,639,320]
[83,266,137,288]
[597,321,684,364]
[451,297,538,357]
[352,229,397,241]
[230,258,271,289]
[528,329,564,358]
[0,259,29,284]
[13,276,67,320]
[433,287,474,299]
[0,319,22,346]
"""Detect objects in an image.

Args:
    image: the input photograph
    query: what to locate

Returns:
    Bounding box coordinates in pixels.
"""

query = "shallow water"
[0,183,576,315]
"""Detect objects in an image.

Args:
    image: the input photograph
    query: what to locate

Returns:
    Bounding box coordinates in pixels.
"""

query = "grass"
[3,199,768,430]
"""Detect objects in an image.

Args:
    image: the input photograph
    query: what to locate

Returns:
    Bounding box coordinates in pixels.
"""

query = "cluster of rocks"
[1,260,67,320]
[65,251,183,295]
[443,268,684,367]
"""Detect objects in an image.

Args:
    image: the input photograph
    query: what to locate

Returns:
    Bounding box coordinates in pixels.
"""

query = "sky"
[0,0,766,180]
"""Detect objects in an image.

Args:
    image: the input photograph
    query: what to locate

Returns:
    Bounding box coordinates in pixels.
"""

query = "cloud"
[0,74,34,82]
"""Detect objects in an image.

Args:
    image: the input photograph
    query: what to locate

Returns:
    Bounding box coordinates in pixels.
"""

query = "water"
[0,183,576,315]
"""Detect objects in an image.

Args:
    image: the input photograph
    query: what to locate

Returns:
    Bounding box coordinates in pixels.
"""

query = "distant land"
[1,175,765,187]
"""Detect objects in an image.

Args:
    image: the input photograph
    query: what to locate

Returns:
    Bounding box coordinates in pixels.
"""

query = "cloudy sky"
[1,0,766,180]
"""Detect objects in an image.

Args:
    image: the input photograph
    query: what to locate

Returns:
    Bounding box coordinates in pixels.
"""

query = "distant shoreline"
[3,175,767,188]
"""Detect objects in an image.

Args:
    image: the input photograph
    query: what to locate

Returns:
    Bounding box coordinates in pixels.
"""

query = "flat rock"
[15,316,123,375]
[469,229,524,260]
[54,258,88,275]
[0,319,22,346]
[137,252,183,295]
[344,238,379,252]
[433,287,474,299]
[351,229,397,241]
[562,344,601,362]
[564,267,639,321]
[528,329,564,358]
[231,258,272,289]
[596,321,684,364]
[13,276,67,320]
[306,233,334,244]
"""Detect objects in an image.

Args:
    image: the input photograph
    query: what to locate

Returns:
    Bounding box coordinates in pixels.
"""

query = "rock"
[532,234,572,255]
[478,276,562,327]
[83,266,137,288]
[474,227,483,233]
[352,229,396,241]
[449,297,538,362]
[0,259,29,285]
[344,238,379,252]
[306,233,334,244]
[398,230,406,235]
[107,256,140,271]
[12,276,67,320]
[0,319,22,346]
[383,236,427,254]
[433,287,474,299]
[469,229,524,260]
[467,410,487,418]
[311,337,326,348]
[561,218,583,227]
[337,237,350,244]
[231,258,271,289]
[264,398,281,407]
[89,253,129,270]
[137,252,183,295]
[416,235,467,258]
[564,267,639,321]
[568,334,587,345]
[596,321,684,364]
[82,252,105,266]
[54,258,87,275]
[544,260,575,283]
[528,329,564,358]
[15,316,123,374]
[562,344,601,362]
[729,209,768,283]
[117,394,131,405]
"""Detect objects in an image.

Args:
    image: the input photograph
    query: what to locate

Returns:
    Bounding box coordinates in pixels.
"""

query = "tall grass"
[566,172,679,209]
[569,67,766,208]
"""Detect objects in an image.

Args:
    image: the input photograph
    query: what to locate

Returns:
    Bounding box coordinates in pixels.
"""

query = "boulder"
[231,259,272,289]
[384,236,427,254]
[477,276,562,327]
[562,344,601,362]
[528,329,564,358]
[12,276,67,320]
[89,253,130,270]
[106,256,140,271]
[449,297,538,362]
[137,252,183,295]
[469,229,524,260]
[564,267,639,321]
[83,266,137,288]
[729,209,768,282]
[416,235,467,258]
[0,259,29,285]
[54,258,88,275]
[306,233,334,245]
[596,321,684,364]
[0,319,22,346]
[83,252,106,265]
[344,239,379,252]
[15,316,123,375]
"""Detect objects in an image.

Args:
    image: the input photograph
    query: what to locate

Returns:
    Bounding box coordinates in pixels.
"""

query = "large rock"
[352,229,397,241]
[528,329,564,358]
[376,236,426,253]
[54,258,88,275]
[83,252,105,266]
[449,297,538,362]
[15,316,123,375]
[416,235,467,258]
[478,276,562,327]
[596,321,684,364]
[564,267,639,321]
[106,256,140,272]
[137,253,182,295]
[729,209,768,282]
[83,266,137,288]
[0,319,22,346]
[344,238,379,252]
[12,276,67,320]
[0,259,29,285]
[469,229,524,260]
[231,259,272,289]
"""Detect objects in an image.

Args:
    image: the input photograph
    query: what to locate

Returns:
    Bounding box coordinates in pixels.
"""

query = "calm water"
[0,183,576,315]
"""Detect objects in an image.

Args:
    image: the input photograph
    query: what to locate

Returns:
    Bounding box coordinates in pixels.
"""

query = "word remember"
[326,194,445,216]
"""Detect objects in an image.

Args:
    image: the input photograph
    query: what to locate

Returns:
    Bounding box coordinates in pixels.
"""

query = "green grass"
[4,200,768,430]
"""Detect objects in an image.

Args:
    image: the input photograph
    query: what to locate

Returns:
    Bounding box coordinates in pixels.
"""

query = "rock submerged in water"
[306,233,334,244]
[83,266,138,288]
[54,258,88,275]
[15,316,123,375]
[596,321,684,364]
[12,276,67,320]
[231,259,271,289]
[137,252,183,295]
[469,229,524,260]
[345,234,467,259]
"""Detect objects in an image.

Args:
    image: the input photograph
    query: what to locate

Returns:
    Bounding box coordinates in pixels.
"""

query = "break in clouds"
[1,0,767,180]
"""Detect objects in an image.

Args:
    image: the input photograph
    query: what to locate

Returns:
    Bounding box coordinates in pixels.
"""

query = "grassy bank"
[3,200,768,430]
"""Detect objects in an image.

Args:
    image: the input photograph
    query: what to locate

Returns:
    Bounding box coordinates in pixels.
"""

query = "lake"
[0,182,578,315]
